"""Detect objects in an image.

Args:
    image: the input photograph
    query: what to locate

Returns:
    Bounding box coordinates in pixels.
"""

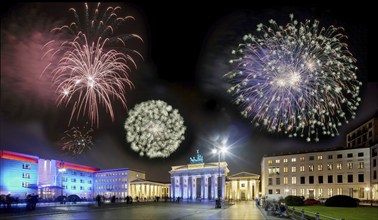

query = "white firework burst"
[124,100,186,158]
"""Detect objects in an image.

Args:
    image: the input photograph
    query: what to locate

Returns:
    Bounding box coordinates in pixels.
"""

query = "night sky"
[1,1,376,182]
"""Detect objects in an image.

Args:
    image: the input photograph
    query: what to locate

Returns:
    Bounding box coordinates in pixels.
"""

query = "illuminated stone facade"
[170,162,229,200]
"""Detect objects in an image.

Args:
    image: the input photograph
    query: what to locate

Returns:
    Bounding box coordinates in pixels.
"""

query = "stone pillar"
[201,175,205,199]
[171,177,175,199]
[222,175,225,198]
[236,180,240,200]
[188,176,192,200]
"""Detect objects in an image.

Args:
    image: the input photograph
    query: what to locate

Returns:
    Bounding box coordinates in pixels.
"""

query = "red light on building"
[0,150,38,163]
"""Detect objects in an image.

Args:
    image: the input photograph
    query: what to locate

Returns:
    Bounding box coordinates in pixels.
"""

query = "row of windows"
[268,152,365,164]
[95,172,128,177]
[96,184,128,190]
[268,174,365,185]
[268,162,364,174]
[61,185,92,190]
[267,187,367,198]
[95,178,127,183]
[67,171,92,177]
[61,177,92,184]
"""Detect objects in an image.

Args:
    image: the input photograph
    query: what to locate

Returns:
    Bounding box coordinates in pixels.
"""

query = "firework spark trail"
[225,14,361,142]
[43,2,143,127]
[60,125,94,155]
[124,100,186,158]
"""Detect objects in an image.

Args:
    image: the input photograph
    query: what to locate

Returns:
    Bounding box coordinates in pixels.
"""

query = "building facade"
[93,168,145,199]
[53,161,98,200]
[261,147,372,200]
[1,150,169,201]
[170,162,229,200]
[225,172,260,201]
[346,117,378,148]
[129,179,170,200]
[0,151,39,198]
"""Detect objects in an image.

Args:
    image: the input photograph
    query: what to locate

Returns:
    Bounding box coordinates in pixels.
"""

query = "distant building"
[346,116,378,148]
[129,179,170,200]
[261,147,371,199]
[0,150,169,201]
[225,172,260,201]
[93,168,145,199]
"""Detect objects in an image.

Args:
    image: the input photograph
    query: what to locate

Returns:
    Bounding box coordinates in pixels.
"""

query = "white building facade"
[94,168,145,199]
[170,162,229,200]
[261,147,372,200]
[225,172,260,201]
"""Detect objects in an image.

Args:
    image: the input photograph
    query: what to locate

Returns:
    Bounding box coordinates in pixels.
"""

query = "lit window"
[275,159,280,164]
[299,157,305,162]
[283,159,288,163]
[309,165,314,172]
[327,164,333,170]
[337,163,342,170]
[291,158,296,162]
[347,162,353,169]
[300,166,305,172]
[291,177,297,184]
[358,162,364,169]
[291,167,297,172]
[22,164,31,169]
[283,177,288,184]
[317,164,323,171]
[268,160,273,165]
[283,167,288,173]
[317,156,323,160]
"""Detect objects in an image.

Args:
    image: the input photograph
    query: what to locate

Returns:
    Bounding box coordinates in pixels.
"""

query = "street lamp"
[212,145,227,208]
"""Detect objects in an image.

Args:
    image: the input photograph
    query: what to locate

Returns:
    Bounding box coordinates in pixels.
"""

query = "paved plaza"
[0,200,283,220]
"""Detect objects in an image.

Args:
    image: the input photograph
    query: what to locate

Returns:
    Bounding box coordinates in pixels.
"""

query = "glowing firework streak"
[60,125,94,155]
[124,100,186,158]
[225,14,361,142]
[43,3,143,126]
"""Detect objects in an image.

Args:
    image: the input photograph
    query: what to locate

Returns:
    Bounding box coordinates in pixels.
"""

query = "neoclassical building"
[225,172,260,201]
[170,162,229,200]
[169,150,260,201]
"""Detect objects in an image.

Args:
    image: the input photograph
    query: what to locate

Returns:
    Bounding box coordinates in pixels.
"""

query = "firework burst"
[60,124,94,155]
[124,100,186,158]
[43,2,143,127]
[225,14,361,142]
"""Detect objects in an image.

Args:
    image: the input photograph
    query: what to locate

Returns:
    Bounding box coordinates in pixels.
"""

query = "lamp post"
[212,145,227,208]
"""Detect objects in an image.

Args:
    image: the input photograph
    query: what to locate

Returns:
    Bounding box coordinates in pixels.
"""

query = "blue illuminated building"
[0,151,39,198]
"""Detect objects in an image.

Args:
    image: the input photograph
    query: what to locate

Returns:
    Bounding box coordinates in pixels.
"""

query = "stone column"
[201,175,205,199]
[222,175,225,198]
[171,177,175,199]
[236,180,240,200]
